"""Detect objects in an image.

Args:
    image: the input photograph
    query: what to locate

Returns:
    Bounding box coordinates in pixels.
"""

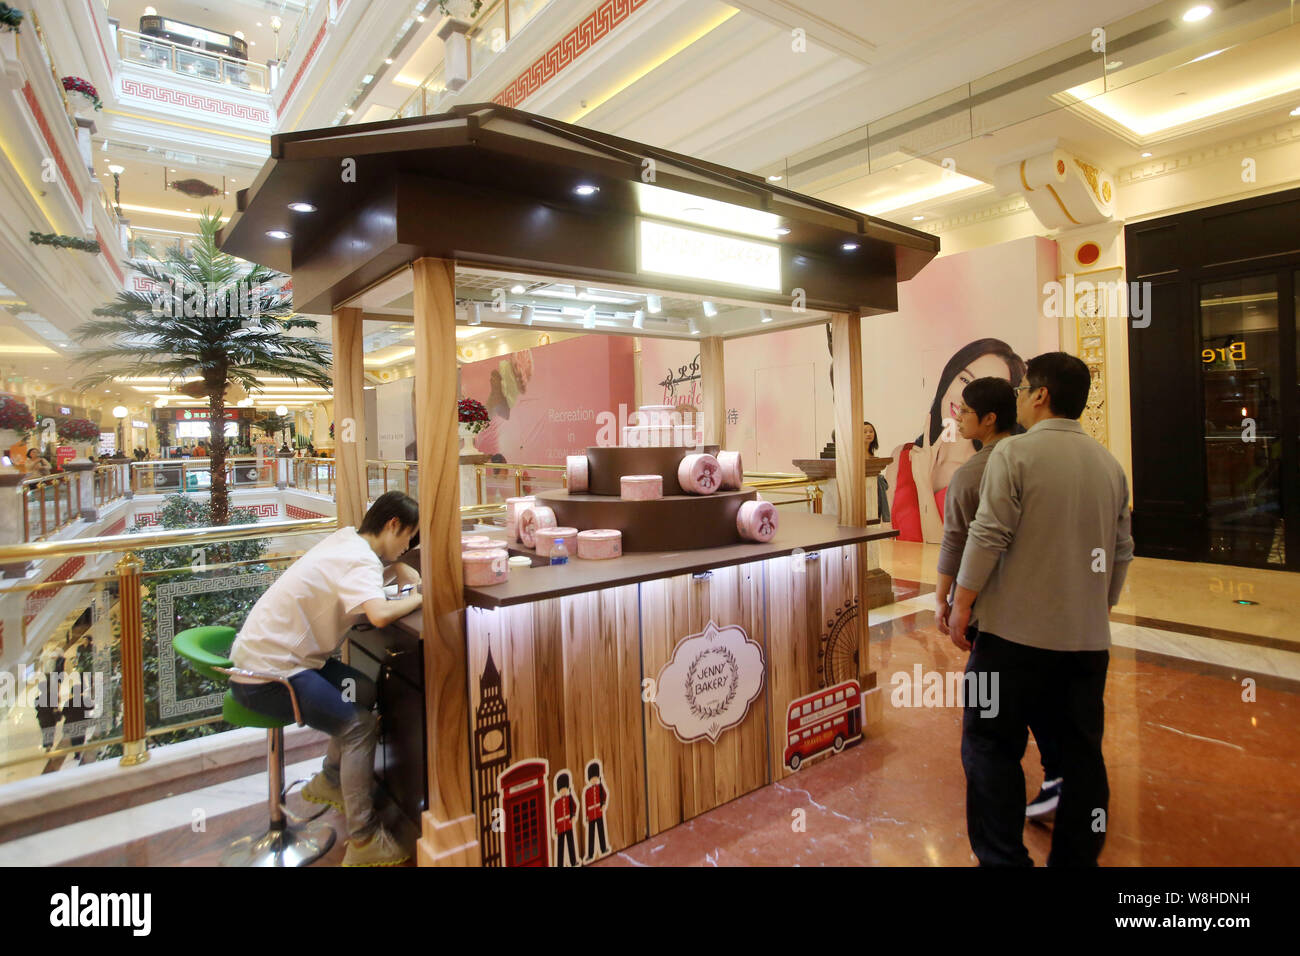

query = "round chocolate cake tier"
[584,444,721,496]
[537,487,755,552]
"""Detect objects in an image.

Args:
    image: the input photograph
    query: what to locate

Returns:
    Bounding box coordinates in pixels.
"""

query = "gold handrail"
[0,516,337,564]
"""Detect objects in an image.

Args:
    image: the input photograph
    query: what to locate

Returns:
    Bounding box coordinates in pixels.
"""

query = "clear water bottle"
[549,536,569,565]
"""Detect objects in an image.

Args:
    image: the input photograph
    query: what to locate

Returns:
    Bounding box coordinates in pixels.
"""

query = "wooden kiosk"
[220,105,938,867]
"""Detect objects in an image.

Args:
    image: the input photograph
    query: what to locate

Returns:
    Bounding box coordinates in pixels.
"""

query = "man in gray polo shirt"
[949,352,1133,866]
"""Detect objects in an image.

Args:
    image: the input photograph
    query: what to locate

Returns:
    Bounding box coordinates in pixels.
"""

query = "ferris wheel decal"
[817,598,859,689]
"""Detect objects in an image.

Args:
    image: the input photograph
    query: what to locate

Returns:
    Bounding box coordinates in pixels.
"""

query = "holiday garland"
[0,3,23,32]
[61,76,102,110]
[0,395,36,437]
[29,231,101,254]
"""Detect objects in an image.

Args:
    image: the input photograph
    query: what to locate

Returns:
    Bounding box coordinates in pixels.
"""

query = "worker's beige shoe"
[300,772,344,812]
[342,826,410,867]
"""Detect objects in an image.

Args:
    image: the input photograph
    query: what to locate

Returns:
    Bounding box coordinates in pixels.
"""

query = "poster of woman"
[883,338,1026,543]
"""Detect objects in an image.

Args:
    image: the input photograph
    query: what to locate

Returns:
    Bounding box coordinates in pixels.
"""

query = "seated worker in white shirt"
[230,491,423,867]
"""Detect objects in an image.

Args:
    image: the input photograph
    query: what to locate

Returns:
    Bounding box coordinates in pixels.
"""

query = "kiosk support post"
[699,336,725,445]
[831,312,881,731]
[412,257,480,866]
[331,305,367,529]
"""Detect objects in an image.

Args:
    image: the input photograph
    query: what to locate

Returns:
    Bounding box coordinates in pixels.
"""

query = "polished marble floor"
[3,544,1296,866]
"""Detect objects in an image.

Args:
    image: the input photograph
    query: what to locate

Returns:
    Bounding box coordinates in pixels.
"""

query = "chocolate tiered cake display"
[532,405,779,553]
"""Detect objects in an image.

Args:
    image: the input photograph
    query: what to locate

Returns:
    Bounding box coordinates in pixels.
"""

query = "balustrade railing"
[116,28,271,93]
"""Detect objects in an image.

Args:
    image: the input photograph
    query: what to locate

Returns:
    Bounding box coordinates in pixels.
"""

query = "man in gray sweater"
[949,352,1133,866]
[936,377,1061,822]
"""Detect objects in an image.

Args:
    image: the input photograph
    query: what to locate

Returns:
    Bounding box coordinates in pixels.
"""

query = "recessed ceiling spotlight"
[911,215,925,222]
[288,202,317,212]
[688,319,700,335]
[1141,151,1153,158]
[646,294,662,314]
[511,284,526,294]
[574,184,599,197]
[767,174,783,182]
[1105,60,1123,70]
[841,241,859,252]
[1291,106,1300,117]
[774,227,791,236]
[266,230,291,239]
[416,14,425,22]
[1182,5,1212,22]
[346,108,355,116]
[702,301,717,317]
[385,57,395,65]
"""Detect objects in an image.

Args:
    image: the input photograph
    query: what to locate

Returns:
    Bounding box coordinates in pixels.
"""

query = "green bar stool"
[173,626,336,867]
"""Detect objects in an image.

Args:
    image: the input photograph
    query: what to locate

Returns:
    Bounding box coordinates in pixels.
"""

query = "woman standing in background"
[864,420,890,523]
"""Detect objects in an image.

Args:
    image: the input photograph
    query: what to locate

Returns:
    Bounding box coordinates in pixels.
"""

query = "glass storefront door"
[1199,275,1284,567]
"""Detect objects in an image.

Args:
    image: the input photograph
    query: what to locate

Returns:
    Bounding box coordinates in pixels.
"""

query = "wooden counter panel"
[766,545,864,781]
[641,564,768,836]
[466,585,645,866]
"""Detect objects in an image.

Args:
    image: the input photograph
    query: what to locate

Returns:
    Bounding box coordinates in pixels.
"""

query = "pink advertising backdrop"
[460,334,636,465]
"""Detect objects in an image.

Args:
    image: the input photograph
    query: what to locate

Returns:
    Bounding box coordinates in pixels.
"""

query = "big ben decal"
[473,648,511,867]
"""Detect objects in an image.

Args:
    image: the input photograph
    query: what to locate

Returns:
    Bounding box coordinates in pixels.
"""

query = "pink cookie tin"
[736,499,778,543]
[677,453,721,495]
[576,529,622,560]
[717,450,743,490]
[566,455,589,493]
[505,495,536,542]
[533,526,579,558]
[518,504,557,548]
[620,474,663,500]
[463,548,509,586]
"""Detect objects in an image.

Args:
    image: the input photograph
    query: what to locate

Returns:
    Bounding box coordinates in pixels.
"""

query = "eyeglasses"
[1013,384,1036,395]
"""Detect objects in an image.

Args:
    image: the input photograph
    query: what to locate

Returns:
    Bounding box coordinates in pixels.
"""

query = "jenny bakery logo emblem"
[654,620,764,743]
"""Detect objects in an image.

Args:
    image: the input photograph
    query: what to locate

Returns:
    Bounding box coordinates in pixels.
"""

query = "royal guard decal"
[581,759,611,864]
[654,620,765,743]
[553,768,581,867]
[783,679,863,772]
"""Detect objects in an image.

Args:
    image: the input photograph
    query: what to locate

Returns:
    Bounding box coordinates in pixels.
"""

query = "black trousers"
[968,625,1060,780]
[960,631,1109,867]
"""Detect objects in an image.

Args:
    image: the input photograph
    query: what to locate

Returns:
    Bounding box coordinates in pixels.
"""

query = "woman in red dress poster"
[884,338,1026,543]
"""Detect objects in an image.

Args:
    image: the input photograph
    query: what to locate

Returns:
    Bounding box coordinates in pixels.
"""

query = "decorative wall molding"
[919,197,1030,235]
[119,76,271,126]
[1115,121,1300,185]
[493,0,651,109]
[285,504,327,520]
[20,82,83,210]
[276,20,328,120]
[85,0,115,81]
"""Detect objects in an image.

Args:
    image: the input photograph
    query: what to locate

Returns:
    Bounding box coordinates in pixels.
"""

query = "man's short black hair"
[962,377,1017,433]
[359,491,419,536]
[1026,352,1091,419]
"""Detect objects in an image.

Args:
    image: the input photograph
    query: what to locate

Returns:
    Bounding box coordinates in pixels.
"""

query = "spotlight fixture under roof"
[266,230,291,239]
[774,227,791,236]
[520,305,534,326]
[767,174,783,182]
[632,309,645,330]
[574,184,599,197]
[511,284,526,294]
[1182,5,1212,22]
[646,294,662,314]
[841,241,859,252]
[760,309,773,324]
[702,301,717,318]
[288,202,317,212]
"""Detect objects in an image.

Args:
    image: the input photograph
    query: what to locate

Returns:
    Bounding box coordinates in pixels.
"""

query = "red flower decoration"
[0,396,36,436]
[457,397,489,424]
[61,76,103,110]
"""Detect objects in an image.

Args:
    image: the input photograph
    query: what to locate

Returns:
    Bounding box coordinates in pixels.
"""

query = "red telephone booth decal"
[499,759,550,867]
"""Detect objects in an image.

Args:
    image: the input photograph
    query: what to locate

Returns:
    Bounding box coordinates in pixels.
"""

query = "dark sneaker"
[1026,777,1062,822]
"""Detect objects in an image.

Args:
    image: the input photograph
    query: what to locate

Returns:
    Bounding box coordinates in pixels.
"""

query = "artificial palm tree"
[72,211,333,527]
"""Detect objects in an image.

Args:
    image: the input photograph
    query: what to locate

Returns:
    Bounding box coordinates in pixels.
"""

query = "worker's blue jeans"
[231,659,378,840]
